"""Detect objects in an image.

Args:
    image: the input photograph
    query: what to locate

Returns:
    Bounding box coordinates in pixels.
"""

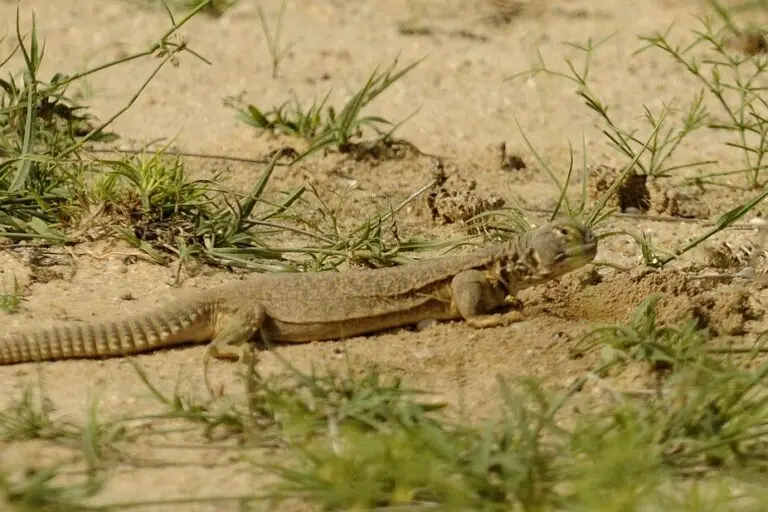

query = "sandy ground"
[2,0,768,509]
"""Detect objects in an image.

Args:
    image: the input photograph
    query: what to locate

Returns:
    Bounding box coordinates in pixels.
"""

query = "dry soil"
[3,0,768,510]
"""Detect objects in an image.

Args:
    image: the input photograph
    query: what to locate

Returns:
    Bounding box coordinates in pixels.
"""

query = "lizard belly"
[262,300,460,342]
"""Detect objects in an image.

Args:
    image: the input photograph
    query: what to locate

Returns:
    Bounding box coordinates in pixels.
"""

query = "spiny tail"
[0,303,213,365]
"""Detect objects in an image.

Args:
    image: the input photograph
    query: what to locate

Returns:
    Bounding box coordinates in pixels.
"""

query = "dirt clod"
[497,142,527,171]
[691,288,764,335]
[649,180,710,218]
[426,163,505,231]
[617,173,651,212]
[588,165,709,217]
[726,30,768,56]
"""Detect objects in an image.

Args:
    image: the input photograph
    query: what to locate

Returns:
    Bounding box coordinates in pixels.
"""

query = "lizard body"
[0,218,597,365]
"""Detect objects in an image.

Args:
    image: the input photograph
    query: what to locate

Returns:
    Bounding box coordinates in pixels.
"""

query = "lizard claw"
[203,341,245,363]
[465,310,525,329]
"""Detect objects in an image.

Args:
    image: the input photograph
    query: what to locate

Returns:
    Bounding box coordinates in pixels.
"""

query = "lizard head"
[499,218,598,288]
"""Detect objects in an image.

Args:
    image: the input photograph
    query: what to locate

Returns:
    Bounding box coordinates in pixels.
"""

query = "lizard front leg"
[451,269,525,328]
[204,302,268,363]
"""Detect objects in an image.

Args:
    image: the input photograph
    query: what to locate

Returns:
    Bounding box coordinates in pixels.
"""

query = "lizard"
[0,217,597,365]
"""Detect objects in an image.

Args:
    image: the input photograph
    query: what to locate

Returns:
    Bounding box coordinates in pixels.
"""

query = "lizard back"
[222,243,509,324]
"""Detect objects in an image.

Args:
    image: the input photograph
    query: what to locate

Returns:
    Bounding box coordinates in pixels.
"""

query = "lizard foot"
[465,310,525,329]
[203,341,253,364]
[416,318,440,331]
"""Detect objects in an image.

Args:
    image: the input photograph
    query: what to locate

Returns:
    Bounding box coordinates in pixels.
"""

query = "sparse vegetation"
[508,0,768,267]
[6,0,768,510]
[5,297,768,510]
[0,7,440,273]
[257,0,290,78]
[0,275,22,313]
[226,57,424,161]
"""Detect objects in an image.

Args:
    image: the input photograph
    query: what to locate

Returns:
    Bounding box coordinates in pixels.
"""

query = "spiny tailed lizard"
[0,218,597,364]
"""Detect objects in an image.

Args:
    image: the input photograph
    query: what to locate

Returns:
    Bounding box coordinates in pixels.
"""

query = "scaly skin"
[0,218,598,365]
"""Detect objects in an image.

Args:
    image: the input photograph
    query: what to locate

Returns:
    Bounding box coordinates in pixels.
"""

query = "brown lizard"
[0,218,597,365]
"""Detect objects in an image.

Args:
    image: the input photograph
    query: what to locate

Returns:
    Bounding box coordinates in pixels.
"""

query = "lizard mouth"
[570,225,598,261]
[559,239,598,269]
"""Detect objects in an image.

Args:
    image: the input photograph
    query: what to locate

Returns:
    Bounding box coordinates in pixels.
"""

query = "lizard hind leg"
[203,303,267,363]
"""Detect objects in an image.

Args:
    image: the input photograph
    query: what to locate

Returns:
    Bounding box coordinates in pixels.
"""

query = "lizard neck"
[494,237,555,293]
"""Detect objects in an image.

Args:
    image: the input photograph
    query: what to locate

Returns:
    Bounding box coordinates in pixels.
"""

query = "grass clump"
[573,294,717,374]
[1,468,103,512]
[0,275,23,313]
[264,378,565,511]
[226,57,423,161]
[0,3,208,245]
[0,382,72,442]
[509,33,710,183]
[574,295,768,475]
[126,357,570,511]
[639,0,768,189]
